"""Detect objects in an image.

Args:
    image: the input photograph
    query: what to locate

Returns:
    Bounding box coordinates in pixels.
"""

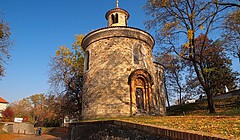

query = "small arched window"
[112,14,119,24]
[133,47,139,64]
[84,51,90,72]
[133,44,144,64]
[125,16,127,26]
[111,14,115,23]
[115,13,119,23]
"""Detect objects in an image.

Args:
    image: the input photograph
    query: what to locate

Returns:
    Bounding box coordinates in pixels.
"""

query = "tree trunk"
[205,89,216,113]
[164,75,171,107]
[177,82,182,104]
[179,89,182,104]
[238,53,240,63]
[165,91,170,107]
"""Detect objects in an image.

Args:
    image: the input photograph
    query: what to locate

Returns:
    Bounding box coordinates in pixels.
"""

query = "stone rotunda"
[81,1,166,119]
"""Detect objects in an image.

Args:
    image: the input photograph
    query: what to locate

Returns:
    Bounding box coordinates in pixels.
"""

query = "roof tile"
[0,97,9,103]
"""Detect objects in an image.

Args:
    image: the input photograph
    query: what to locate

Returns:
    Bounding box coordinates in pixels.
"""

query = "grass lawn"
[84,95,240,139]
[117,116,240,139]
[123,95,240,139]
[126,95,240,138]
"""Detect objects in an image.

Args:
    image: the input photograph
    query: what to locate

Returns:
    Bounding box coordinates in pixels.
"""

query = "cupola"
[105,0,130,27]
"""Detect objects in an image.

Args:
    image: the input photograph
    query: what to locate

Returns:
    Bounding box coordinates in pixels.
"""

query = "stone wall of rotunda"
[82,33,161,119]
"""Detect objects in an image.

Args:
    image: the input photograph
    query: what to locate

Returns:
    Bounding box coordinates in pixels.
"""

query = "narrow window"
[112,14,118,24]
[133,47,139,64]
[84,51,90,72]
[136,88,144,111]
[111,14,115,23]
[115,13,118,23]
[125,16,127,26]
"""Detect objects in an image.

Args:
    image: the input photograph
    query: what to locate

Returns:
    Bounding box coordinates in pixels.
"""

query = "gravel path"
[13,134,66,140]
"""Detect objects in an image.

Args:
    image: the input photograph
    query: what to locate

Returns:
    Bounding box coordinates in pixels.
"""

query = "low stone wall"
[2,122,34,134]
[1,122,13,133]
[213,89,240,100]
[68,120,228,140]
[68,121,167,140]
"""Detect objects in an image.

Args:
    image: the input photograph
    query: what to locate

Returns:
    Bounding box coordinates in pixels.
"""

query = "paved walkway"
[13,134,66,140]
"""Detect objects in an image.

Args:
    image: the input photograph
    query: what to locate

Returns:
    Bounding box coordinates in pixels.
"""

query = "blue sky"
[0,1,239,103]
[0,0,148,103]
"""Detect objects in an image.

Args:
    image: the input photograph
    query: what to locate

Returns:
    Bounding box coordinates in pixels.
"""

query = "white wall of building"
[0,103,8,117]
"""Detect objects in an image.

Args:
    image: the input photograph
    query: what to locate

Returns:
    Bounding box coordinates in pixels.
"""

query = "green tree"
[203,40,239,95]
[0,18,11,78]
[144,0,238,113]
[186,35,239,102]
[49,34,84,119]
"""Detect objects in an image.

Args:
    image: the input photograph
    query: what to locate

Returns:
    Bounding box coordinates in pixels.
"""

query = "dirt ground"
[13,134,64,140]
[0,126,68,140]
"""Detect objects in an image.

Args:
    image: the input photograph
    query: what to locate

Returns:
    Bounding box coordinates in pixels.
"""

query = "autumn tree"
[188,35,239,95]
[9,93,62,126]
[156,52,185,105]
[28,93,62,126]
[144,0,238,113]
[10,98,34,123]
[214,1,240,62]
[222,9,240,62]
[27,94,48,126]
[1,107,14,121]
[43,94,63,126]
[0,18,11,78]
[49,34,84,119]
[213,0,240,7]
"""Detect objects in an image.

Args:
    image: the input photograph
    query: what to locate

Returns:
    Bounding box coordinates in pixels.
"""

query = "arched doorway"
[128,69,153,115]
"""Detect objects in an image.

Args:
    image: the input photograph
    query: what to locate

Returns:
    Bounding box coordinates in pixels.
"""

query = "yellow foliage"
[150,0,161,6]
[204,67,217,73]
[231,10,240,24]
[162,22,179,36]
[162,0,167,7]
[120,116,240,138]
[53,34,85,73]
[178,25,183,30]
[73,34,85,52]
[178,48,186,59]
[187,29,194,40]
[56,50,60,56]
[73,34,84,47]
[184,42,190,48]
[188,12,195,19]
[200,25,204,30]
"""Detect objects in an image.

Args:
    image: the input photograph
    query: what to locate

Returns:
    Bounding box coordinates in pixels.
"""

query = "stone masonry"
[81,4,166,119]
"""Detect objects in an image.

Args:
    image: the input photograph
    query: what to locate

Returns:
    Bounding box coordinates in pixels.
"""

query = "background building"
[0,97,9,117]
